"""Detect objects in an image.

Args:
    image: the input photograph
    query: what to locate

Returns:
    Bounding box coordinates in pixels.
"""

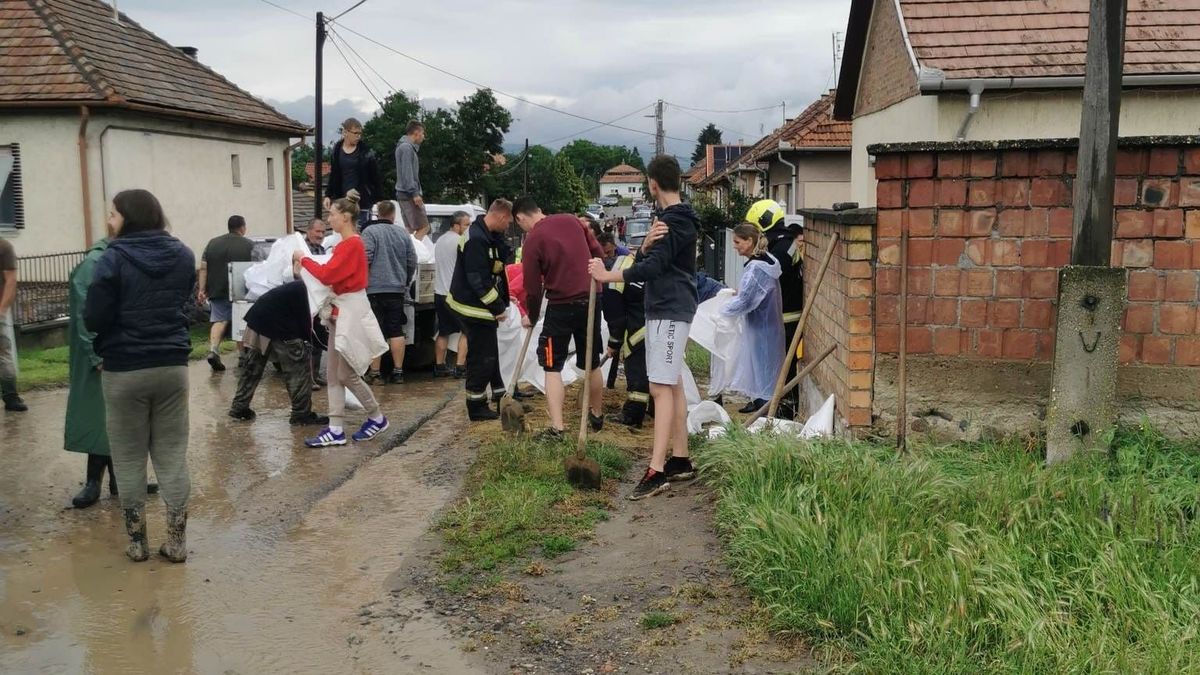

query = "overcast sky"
[119,0,852,159]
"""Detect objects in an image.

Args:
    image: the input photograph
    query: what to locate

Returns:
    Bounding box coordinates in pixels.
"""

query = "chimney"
[178,46,198,60]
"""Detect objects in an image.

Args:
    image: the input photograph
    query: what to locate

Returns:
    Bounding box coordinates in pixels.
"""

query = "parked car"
[599,195,619,207]
[625,218,652,249]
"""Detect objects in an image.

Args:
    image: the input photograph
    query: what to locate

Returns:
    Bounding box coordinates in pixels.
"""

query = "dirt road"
[0,363,487,674]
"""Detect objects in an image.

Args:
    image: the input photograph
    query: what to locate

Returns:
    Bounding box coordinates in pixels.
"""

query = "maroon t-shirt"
[521,214,603,323]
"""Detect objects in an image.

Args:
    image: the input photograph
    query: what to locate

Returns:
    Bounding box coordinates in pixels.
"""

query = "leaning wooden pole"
[1045,0,1128,465]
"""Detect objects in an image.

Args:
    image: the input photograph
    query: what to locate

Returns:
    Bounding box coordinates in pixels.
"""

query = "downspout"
[77,106,93,247]
[777,142,798,212]
[956,81,985,141]
[283,139,303,233]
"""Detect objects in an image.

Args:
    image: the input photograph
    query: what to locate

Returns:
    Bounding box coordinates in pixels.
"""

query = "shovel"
[565,282,603,490]
[500,326,536,433]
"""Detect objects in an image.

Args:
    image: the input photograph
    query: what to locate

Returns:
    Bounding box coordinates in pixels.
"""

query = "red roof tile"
[899,0,1200,80]
[599,163,645,184]
[0,0,307,134]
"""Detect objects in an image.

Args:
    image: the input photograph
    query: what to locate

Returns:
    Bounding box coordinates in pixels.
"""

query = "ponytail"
[733,222,767,256]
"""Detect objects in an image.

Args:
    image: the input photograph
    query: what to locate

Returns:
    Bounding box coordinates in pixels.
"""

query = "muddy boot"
[159,507,188,563]
[72,455,108,509]
[123,507,149,562]
[3,392,27,412]
[467,398,499,422]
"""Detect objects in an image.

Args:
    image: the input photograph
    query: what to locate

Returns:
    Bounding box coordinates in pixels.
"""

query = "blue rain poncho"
[719,253,785,402]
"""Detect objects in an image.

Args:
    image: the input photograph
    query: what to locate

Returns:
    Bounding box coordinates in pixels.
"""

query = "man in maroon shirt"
[516,197,605,438]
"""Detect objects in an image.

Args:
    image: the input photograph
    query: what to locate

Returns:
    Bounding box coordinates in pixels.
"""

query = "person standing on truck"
[516,198,606,438]
[433,211,470,378]
[745,199,803,418]
[325,117,384,230]
[394,121,429,235]
[198,215,254,372]
[448,199,513,421]
[362,201,417,385]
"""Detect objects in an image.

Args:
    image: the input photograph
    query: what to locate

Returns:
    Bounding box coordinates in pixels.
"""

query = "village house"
[598,163,645,201]
[697,92,852,214]
[0,0,308,265]
[792,0,1200,439]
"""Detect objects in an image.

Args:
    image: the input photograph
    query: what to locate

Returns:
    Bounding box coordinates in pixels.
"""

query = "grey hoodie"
[362,221,418,296]
[394,136,421,198]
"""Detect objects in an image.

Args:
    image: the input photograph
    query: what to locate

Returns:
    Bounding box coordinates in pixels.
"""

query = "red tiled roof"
[902,0,1200,80]
[599,163,644,184]
[699,92,850,187]
[0,0,307,135]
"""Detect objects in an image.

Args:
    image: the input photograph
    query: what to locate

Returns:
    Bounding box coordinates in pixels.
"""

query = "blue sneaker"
[352,417,389,442]
[305,427,347,448]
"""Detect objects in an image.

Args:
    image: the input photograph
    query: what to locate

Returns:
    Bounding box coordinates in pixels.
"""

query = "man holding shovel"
[589,156,699,500]
[515,197,606,439]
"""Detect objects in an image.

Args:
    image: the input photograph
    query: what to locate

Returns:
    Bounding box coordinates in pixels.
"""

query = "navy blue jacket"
[85,230,197,372]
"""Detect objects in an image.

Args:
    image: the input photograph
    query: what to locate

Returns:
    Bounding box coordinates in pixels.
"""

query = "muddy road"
[0,363,487,674]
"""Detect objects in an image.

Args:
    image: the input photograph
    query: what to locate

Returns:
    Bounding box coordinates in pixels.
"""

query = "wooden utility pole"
[314,11,326,216]
[1045,0,1128,465]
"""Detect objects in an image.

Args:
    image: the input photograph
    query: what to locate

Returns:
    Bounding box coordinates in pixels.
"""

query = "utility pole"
[314,11,326,217]
[1045,0,1128,464]
[522,139,529,195]
[654,99,664,158]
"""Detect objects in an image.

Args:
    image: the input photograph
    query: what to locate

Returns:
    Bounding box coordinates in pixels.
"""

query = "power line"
[664,101,784,114]
[670,106,756,143]
[328,27,395,95]
[536,102,656,146]
[327,29,384,109]
[330,0,369,20]
[253,0,308,20]
[329,19,696,144]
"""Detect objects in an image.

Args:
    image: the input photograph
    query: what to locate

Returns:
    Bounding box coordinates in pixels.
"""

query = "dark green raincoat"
[64,238,109,456]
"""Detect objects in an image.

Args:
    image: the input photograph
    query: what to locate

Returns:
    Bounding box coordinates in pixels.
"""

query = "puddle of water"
[0,364,477,674]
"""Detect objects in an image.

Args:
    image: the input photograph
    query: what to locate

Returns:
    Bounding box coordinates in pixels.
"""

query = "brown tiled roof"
[599,163,644,184]
[684,161,708,185]
[900,0,1200,80]
[0,0,307,135]
[699,92,850,188]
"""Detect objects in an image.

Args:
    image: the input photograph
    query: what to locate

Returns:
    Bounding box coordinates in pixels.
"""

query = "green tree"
[559,140,647,197]
[291,143,315,187]
[445,89,513,201]
[481,144,586,214]
[691,123,723,165]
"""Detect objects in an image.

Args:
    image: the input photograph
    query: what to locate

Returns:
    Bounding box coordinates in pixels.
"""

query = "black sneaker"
[228,407,256,421]
[533,427,564,442]
[289,411,330,426]
[628,468,669,501]
[738,399,767,414]
[433,364,451,378]
[388,370,405,385]
[207,351,226,372]
[452,366,467,379]
[664,456,696,481]
[3,394,27,412]
[607,412,642,429]
[364,369,382,385]
[589,412,604,433]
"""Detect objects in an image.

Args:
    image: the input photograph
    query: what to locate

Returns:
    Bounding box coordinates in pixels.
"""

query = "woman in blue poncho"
[720,222,785,414]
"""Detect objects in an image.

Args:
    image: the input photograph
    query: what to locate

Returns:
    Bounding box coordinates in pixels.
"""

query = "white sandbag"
[689,289,742,364]
[801,395,836,438]
[322,231,342,252]
[345,387,364,410]
[682,364,701,407]
[687,400,731,434]
[244,233,309,301]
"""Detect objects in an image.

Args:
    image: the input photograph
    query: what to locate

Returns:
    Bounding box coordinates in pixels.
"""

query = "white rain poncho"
[719,253,785,402]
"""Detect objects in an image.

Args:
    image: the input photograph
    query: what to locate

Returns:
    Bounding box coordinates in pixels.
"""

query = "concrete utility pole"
[314,11,326,217]
[654,99,664,158]
[1045,0,1128,465]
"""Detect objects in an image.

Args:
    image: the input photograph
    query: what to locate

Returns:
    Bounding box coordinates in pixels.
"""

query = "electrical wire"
[664,101,784,114]
[327,30,384,109]
[328,19,695,144]
[535,102,656,146]
[253,0,308,21]
[330,0,368,20]
[328,27,395,95]
[670,106,755,142]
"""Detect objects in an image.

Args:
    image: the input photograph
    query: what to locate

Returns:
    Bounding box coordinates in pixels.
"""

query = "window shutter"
[2,143,25,229]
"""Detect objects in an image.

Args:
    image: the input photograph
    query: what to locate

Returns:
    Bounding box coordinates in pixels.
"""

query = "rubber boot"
[123,506,149,562]
[72,454,107,509]
[159,507,188,563]
[3,392,27,412]
[467,398,499,421]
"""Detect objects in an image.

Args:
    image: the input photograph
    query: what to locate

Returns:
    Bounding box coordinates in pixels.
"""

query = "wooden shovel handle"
[766,231,840,419]
[576,282,599,457]
[744,342,837,429]
[510,326,535,397]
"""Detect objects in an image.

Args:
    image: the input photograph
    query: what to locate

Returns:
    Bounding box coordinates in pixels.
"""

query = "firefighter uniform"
[747,199,804,418]
[449,215,510,420]
[602,254,650,427]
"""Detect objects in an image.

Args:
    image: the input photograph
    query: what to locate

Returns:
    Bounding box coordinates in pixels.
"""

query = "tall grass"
[697,425,1200,672]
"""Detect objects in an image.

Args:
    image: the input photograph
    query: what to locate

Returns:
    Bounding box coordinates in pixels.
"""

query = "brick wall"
[872,142,1200,369]
[798,209,877,430]
[855,0,919,117]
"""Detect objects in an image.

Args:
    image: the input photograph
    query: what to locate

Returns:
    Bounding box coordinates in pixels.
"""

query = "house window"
[267,157,275,190]
[1,144,24,229]
[231,154,241,187]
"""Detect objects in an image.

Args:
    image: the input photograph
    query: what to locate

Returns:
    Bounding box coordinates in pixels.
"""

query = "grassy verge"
[696,425,1200,672]
[17,325,234,390]
[685,340,710,376]
[438,435,632,588]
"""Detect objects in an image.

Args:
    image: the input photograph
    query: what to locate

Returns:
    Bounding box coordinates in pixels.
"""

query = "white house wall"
[0,110,293,258]
[600,181,644,199]
[767,153,853,211]
[850,88,1200,206]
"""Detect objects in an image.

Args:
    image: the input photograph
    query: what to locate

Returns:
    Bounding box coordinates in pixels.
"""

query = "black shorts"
[434,294,461,336]
[369,293,407,339]
[537,300,602,373]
